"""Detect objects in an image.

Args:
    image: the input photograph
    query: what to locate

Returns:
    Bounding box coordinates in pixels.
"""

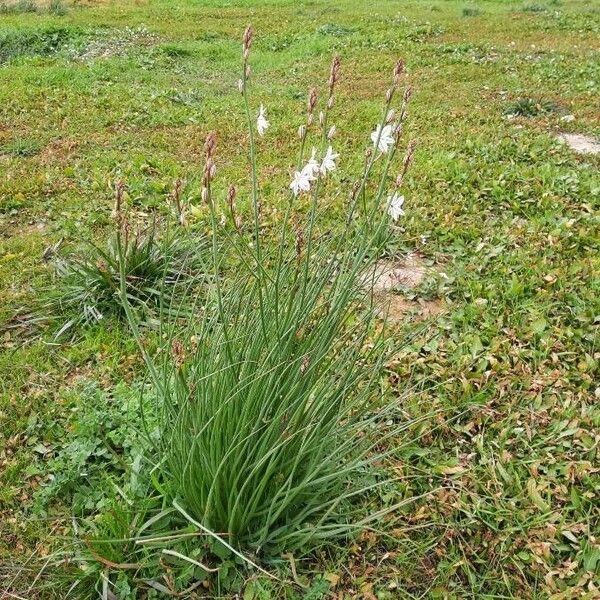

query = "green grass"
[1,0,599,598]
[0,0,38,15]
[38,212,212,337]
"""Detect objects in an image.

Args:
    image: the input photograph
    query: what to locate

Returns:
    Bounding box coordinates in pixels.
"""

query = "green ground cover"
[1,0,599,597]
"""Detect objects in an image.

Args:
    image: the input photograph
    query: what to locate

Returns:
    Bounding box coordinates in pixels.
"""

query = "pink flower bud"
[393,59,404,84]
[307,88,318,113]
[243,25,253,51]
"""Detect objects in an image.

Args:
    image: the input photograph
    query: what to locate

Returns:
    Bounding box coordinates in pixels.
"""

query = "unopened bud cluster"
[227,184,242,230]
[202,131,217,202]
[111,179,125,223]
[239,25,254,93]
[328,55,341,97]
[171,178,187,227]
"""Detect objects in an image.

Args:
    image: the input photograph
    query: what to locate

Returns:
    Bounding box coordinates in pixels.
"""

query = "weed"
[164,88,203,107]
[0,138,42,157]
[462,7,482,17]
[49,0,67,16]
[504,96,560,117]
[0,26,77,63]
[159,43,193,58]
[0,0,37,14]
[40,205,211,337]
[32,382,147,513]
[316,23,354,37]
[70,25,160,62]
[521,3,547,12]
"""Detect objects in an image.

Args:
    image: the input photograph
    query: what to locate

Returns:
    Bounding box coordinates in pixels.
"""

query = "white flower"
[291,147,335,196]
[302,147,319,179]
[387,192,405,221]
[290,170,312,196]
[319,145,339,176]
[371,123,395,154]
[256,104,269,136]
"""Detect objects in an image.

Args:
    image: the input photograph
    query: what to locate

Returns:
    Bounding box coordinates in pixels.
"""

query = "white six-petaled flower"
[256,104,269,136]
[290,170,312,196]
[289,146,341,195]
[387,192,405,221]
[303,147,319,180]
[371,123,395,154]
[320,145,339,176]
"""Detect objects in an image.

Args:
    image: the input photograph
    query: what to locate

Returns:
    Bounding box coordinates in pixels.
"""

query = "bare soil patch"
[363,254,446,324]
[557,133,600,155]
[377,294,445,323]
[364,254,430,292]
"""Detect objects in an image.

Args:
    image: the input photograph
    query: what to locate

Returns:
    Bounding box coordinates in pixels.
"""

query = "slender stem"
[115,214,164,396]
[206,182,237,368]
[273,137,307,337]
[242,88,262,262]
[241,65,269,341]
[299,94,334,304]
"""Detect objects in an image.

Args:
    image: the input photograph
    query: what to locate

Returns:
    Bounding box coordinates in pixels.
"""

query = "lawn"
[1,0,599,598]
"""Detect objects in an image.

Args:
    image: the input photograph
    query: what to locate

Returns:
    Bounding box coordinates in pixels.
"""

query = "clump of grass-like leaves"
[42,187,211,337]
[49,0,67,15]
[462,7,482,17]
[0,0,67,14]
[505,96,560,118]
[0,0,37,14]
[79,25,418,594]
[521,2,547,12]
